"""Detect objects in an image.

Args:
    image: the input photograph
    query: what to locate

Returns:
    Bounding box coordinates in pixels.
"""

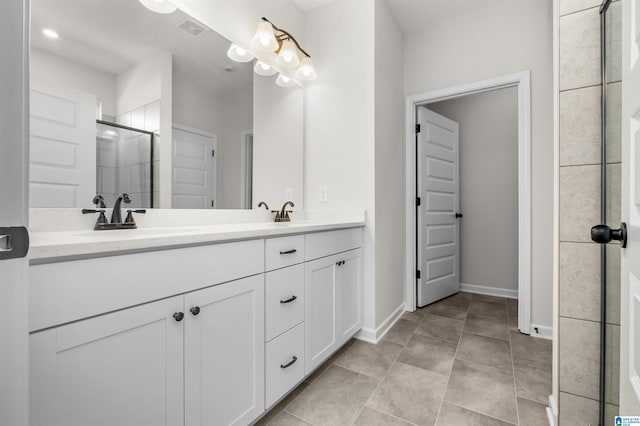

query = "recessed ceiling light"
[42,28,59,39]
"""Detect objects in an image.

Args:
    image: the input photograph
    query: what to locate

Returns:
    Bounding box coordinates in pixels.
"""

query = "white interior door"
[417,107,460,307]
[619,0,640,414]
[30,87,96,207]
[172,127,217,209]
[0,1,29,425]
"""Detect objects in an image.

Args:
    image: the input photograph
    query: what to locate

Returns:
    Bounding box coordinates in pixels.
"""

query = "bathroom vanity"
[27,217,363,426]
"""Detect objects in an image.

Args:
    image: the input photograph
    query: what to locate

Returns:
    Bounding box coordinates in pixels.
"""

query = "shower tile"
[606,324,620,405]
[559,317,600,400]
[607,163,621,225]
[144,101,161,132]
[606,244,621,325]
[559,165,600,242]
[559,392,599,425]
[605,1,622,83]
[559,0,600,16]
[131,106,145,130]
[559,86,601,166]
[116,112,131,127]
[606,82,622,164]
[560,7,601,91]
[559,242,601,322]
[606,403,620,424]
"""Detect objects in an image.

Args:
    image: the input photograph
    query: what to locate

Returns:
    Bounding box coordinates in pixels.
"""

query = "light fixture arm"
[261,17,311,58]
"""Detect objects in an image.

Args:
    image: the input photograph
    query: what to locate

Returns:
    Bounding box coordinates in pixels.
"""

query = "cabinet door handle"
[190,306,201,316]
[280,356,298,369]
[173,312,184,322]
[280,295,297,304]
[279,249,297,255]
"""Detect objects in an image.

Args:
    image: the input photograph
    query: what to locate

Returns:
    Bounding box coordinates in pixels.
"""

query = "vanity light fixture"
[226,44,254,63]
[228,17,317,86]
[254,60,277,76]
[138,0,177,14]
[275,73,296,88]
[42,28,59,39]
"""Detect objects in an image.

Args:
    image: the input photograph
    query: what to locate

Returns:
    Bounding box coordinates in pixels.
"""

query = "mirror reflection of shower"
[96,120,153,208]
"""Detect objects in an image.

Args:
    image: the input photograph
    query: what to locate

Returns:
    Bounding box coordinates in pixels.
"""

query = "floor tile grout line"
[281,410,318,426]
[433,296,470,424]
[509,311,521,426]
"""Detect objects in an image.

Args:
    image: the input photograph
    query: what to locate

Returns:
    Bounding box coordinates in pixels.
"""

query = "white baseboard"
[530,323,553,340]
[459,283,518,299]
[355,302,405,344]
[547,394,557,426]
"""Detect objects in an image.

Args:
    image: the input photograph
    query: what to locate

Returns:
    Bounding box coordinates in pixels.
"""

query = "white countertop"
[29,218,365,263]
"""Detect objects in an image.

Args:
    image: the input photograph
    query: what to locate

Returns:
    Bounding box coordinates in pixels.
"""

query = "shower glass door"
[602,0,621,421]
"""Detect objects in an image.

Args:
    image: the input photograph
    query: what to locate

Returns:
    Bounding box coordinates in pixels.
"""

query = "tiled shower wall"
[557,0,621,423]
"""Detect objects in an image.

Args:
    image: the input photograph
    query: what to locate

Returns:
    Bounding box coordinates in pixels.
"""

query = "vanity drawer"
[265,322,305,408]
[265,235,305,271]
[265,264,305,341]
[305,228,362,261]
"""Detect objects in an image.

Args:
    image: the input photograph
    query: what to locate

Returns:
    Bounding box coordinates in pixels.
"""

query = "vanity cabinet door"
[336,248,363,345]
[304,255,339,374]
[184,275,265,426]
[30,296,184,426]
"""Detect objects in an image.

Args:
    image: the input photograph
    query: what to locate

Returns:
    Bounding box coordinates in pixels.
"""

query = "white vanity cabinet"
[304,229,363,374]
[184,275,264,426]
[30,296,185,426]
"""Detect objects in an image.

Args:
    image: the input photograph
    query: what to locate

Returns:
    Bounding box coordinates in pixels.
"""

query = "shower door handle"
[591,223,627,248]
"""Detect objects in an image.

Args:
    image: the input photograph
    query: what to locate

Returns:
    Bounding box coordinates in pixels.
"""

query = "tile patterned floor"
[255,292,551,426]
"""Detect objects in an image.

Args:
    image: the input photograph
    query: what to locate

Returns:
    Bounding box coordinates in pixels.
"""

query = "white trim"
[547,394,558,426]
[404,71,532,336]
[459,283,518,299]
[240,129,253,209]
[551,0,560,418]
[355,303,405,344]
[172,123,215,139]
[530,324,553,340]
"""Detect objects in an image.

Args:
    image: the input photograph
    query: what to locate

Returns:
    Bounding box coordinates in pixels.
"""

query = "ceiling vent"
[179,19,208,37]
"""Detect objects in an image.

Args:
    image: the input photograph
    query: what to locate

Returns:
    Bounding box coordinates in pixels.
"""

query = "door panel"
[0,2,29,424]
[620,0,640,414]
[337,248,362,344]
[29,88,96,207]
[184,275,264,426]
[417,107,460,307]
[29,296,184,426]
[172,127,217,209]
[305,255,337,373]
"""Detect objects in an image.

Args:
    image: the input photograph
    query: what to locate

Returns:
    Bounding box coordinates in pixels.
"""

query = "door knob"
[591,223,627,248]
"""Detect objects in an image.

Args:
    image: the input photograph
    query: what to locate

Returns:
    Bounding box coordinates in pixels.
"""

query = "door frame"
[404,71,532,334]
[240,129,253,209]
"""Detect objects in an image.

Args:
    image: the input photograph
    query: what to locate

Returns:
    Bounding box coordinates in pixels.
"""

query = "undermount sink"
[73,226,200,237]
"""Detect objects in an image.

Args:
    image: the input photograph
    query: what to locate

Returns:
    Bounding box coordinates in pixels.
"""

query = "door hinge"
[416,270,421,279]
[415,124,421,133]
[416,197,421,207]
[212,149,215,157]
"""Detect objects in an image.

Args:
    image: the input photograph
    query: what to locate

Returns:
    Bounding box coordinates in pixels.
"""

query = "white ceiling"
[31,0,252,97]
[292,0,509,35]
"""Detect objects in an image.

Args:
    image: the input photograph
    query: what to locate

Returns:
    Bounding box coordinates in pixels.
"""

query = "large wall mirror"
[30,0,264,209]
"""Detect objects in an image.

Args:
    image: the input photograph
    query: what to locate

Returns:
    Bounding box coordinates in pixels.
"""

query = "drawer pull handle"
[280,356,298,369]
[173,312,184,322]
[280,295,297,304]
[190,306,201,316]
[279,249,297,255]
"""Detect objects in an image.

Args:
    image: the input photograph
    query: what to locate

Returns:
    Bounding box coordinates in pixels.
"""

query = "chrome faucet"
[111,193,131,224]
[276,201,294,222]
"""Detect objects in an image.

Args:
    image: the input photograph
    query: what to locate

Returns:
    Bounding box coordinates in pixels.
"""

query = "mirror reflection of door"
[171,127,217,209]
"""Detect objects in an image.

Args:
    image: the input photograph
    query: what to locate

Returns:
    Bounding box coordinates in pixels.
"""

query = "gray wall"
[428,87,519,292]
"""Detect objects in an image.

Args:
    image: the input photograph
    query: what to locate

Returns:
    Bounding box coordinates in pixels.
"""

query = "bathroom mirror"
[29,0,255,209]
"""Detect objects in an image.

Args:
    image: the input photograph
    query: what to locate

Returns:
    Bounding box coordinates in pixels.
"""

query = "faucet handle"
[92,195,106,208]
[125,209,146,223]
[82,209,108,225]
